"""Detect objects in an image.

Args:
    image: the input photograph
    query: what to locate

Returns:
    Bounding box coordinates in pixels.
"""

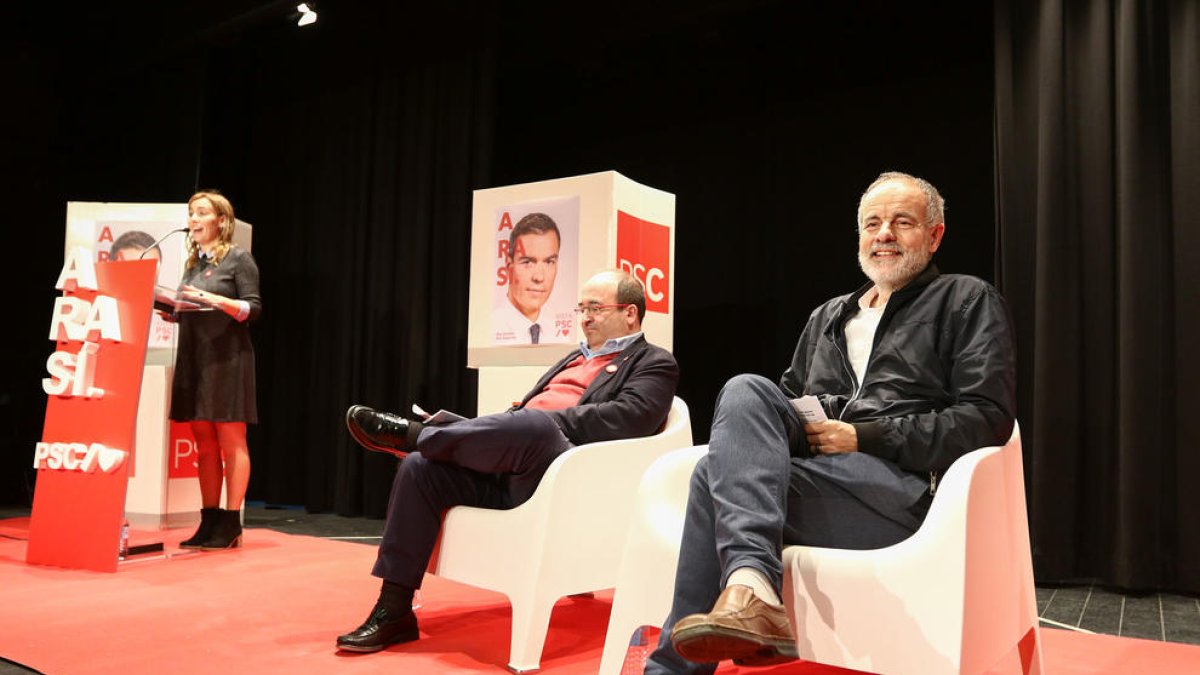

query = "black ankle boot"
[200,509,243,550]
[180,507,220,549]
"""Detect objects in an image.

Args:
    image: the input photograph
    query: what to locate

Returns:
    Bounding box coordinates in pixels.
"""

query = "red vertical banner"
[615,211,671,314]
[26,256,156,572]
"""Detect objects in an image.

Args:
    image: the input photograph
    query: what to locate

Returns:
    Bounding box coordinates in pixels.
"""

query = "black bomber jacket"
[780,264,1017,477]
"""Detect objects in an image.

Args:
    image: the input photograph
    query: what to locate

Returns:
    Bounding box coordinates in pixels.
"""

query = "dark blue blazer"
[513,335,679,446]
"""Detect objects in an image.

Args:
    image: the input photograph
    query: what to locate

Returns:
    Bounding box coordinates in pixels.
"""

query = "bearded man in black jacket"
[647,172,1017,674]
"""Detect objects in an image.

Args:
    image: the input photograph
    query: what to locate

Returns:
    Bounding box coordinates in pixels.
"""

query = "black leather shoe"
[336,604,419,652]
[345,405,421,457]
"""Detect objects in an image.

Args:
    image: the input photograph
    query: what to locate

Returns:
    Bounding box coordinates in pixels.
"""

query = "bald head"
[578,269,645,349]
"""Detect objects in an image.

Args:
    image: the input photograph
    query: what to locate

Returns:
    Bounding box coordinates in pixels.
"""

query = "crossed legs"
[646,374,925,674]
[339,408,572,652]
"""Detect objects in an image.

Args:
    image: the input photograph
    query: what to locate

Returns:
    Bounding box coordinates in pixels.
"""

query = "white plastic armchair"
[427,397,693,673]
[598,444,708,675]
[782,424,1044,675]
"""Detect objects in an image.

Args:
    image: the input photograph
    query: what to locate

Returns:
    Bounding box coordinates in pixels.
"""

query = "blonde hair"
[185,190,237,269]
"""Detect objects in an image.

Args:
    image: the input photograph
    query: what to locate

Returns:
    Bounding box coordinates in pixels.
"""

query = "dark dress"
[169,246,262,423]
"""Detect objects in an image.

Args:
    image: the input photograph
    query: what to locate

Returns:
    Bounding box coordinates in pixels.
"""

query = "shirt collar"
[580,331,642,359]
[858,287,887,310]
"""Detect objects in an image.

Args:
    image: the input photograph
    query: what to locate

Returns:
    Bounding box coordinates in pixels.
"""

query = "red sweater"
[525,353,620,411]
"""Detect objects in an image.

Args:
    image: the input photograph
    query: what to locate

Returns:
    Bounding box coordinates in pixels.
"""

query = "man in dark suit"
[336,269,679,653]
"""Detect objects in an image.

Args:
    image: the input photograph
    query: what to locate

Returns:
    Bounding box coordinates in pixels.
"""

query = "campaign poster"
[615,210,671,314]
[93,221,185,349]
[491,196,579,346]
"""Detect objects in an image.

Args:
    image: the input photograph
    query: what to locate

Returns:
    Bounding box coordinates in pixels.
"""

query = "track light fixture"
[297,2,317,27]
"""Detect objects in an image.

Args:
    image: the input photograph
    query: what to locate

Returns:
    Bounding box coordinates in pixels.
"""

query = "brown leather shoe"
[670,584,798,666]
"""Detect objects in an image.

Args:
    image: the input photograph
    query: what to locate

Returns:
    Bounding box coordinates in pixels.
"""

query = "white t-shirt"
[844,288,886,391]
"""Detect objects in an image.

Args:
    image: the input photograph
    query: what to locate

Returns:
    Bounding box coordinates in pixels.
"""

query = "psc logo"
[168,422,200,478]
[33,442,127,473]
[615,211,670,314]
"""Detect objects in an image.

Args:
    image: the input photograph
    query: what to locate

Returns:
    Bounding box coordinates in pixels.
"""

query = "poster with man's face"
[491,196,579,345]
[95,221,185,349]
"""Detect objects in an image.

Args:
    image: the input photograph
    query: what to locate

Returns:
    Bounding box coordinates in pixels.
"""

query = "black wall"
[3,1,995,509]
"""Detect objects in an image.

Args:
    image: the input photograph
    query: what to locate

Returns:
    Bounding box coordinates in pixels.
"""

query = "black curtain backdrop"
[7,3,998,524]
[3,10,209,508]
[8,0,1197,596]
[196,6,496,516]
[995,0,1200,592]
[2,3,496,517]
[492,0,998,447]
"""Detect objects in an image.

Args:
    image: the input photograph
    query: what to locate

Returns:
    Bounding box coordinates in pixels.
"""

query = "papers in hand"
[411,403,467,425]
[790,395,828,424]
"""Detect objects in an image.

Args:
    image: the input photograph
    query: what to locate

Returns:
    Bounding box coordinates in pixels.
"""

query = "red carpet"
[1,519,1198,674]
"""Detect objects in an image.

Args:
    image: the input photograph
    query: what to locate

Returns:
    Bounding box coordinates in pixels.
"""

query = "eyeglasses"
[573,304,630,316]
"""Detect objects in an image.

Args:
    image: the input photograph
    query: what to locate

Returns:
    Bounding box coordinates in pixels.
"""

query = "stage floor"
[2,508,1200,674]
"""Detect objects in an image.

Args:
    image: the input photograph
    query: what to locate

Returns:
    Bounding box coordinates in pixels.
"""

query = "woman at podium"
[169,190,261,550]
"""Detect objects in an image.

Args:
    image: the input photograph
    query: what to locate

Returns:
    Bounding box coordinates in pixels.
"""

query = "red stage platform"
[1,520,1198,674]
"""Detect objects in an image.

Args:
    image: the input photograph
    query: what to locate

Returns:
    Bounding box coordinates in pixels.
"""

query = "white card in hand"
[411,403,467,425]
[790,395,828,423]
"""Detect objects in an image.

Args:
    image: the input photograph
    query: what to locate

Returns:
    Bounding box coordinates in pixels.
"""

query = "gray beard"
[858,247,932,290]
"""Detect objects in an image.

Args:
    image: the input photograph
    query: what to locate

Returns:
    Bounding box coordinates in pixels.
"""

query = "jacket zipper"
[833,337,860,422]
[833,303,938,496]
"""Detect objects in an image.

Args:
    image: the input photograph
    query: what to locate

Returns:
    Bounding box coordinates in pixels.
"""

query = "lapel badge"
[605,364,618,373]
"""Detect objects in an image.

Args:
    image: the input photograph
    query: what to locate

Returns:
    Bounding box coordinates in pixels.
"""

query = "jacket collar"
[826,264,941,340]
[843,263,940,313]
[557,333,647,371]
[561,334,648,406]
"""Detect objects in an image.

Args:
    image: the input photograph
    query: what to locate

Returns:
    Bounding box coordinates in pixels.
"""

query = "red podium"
[26,250,156,572]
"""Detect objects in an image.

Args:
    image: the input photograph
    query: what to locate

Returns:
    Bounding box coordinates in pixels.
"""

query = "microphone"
[140,227,189,259]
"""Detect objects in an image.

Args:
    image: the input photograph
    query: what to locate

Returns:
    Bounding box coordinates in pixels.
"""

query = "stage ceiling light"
[297,3,317,26]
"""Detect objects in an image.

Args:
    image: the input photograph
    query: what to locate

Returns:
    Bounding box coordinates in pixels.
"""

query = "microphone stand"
[140,227,190,259]
[142,227,191,316]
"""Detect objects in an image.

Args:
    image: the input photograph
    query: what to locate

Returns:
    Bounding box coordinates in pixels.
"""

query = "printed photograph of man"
[102,224,185,348]
[492,213,561,344]
[109,230,162,261]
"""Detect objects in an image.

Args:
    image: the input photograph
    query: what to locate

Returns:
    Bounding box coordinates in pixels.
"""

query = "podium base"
[126,542,164,557]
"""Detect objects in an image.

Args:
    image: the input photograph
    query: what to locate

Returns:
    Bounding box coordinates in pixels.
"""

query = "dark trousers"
[370,408,573,588]
[645,374,930,675]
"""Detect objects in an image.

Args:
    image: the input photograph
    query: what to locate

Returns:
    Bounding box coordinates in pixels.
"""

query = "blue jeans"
[370,408,572,588]
[645,374,929,675]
